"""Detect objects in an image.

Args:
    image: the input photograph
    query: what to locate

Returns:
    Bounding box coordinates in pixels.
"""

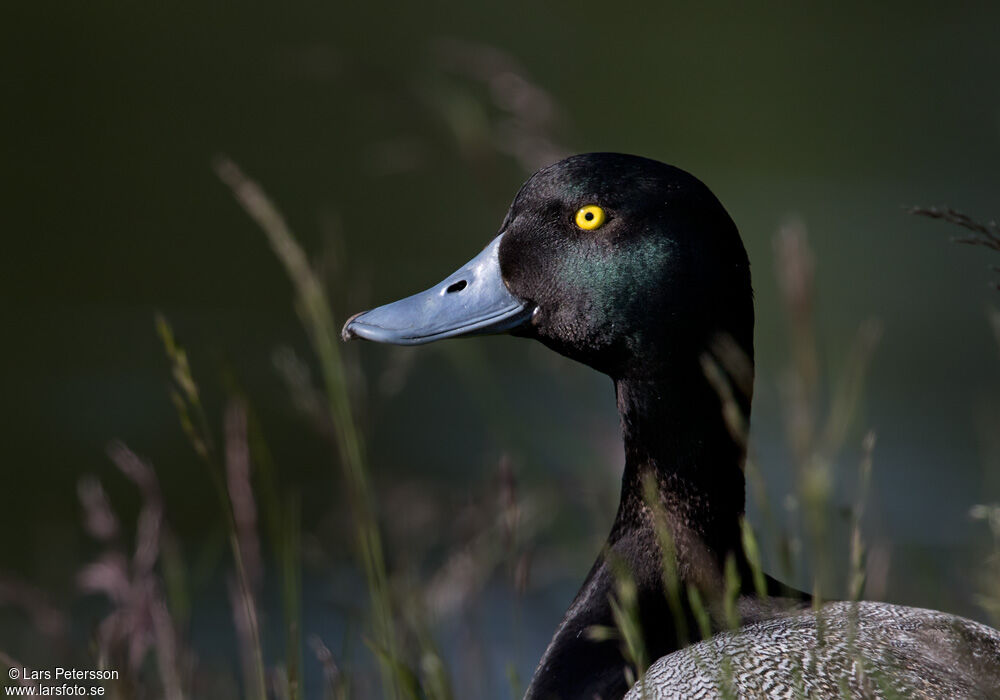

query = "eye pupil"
[585,212,594,221]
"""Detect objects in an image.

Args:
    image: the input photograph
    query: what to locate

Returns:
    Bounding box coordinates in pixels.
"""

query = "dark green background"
[3,2,1000,696]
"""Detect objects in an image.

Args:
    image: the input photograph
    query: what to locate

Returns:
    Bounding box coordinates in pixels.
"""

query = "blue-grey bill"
[341,235,533,345]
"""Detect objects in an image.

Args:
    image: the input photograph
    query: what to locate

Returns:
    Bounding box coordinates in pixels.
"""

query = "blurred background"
[2,2,1000,698]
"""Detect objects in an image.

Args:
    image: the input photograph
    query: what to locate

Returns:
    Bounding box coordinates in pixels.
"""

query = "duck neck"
[612,366,747,560]
[524,357,751,700]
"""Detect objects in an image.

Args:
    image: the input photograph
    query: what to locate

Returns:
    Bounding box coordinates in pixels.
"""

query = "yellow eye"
[575,204,606,230]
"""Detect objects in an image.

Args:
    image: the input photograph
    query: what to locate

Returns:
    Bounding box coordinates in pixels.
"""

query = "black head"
[343,152,753,380]
[500,153,752,378]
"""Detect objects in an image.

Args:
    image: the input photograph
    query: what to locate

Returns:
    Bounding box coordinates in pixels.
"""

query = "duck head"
[343,152,752,380]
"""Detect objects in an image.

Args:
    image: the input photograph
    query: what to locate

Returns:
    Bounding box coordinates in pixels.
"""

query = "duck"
[342,153,1000,699]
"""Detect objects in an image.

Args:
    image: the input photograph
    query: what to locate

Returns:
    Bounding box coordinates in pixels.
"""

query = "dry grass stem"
[213,155,398,698]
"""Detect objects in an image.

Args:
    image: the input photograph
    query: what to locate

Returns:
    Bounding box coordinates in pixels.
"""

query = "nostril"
[446,280,468,294]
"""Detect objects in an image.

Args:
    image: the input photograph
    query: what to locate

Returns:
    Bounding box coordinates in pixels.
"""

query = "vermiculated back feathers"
[626,601,1000,699]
